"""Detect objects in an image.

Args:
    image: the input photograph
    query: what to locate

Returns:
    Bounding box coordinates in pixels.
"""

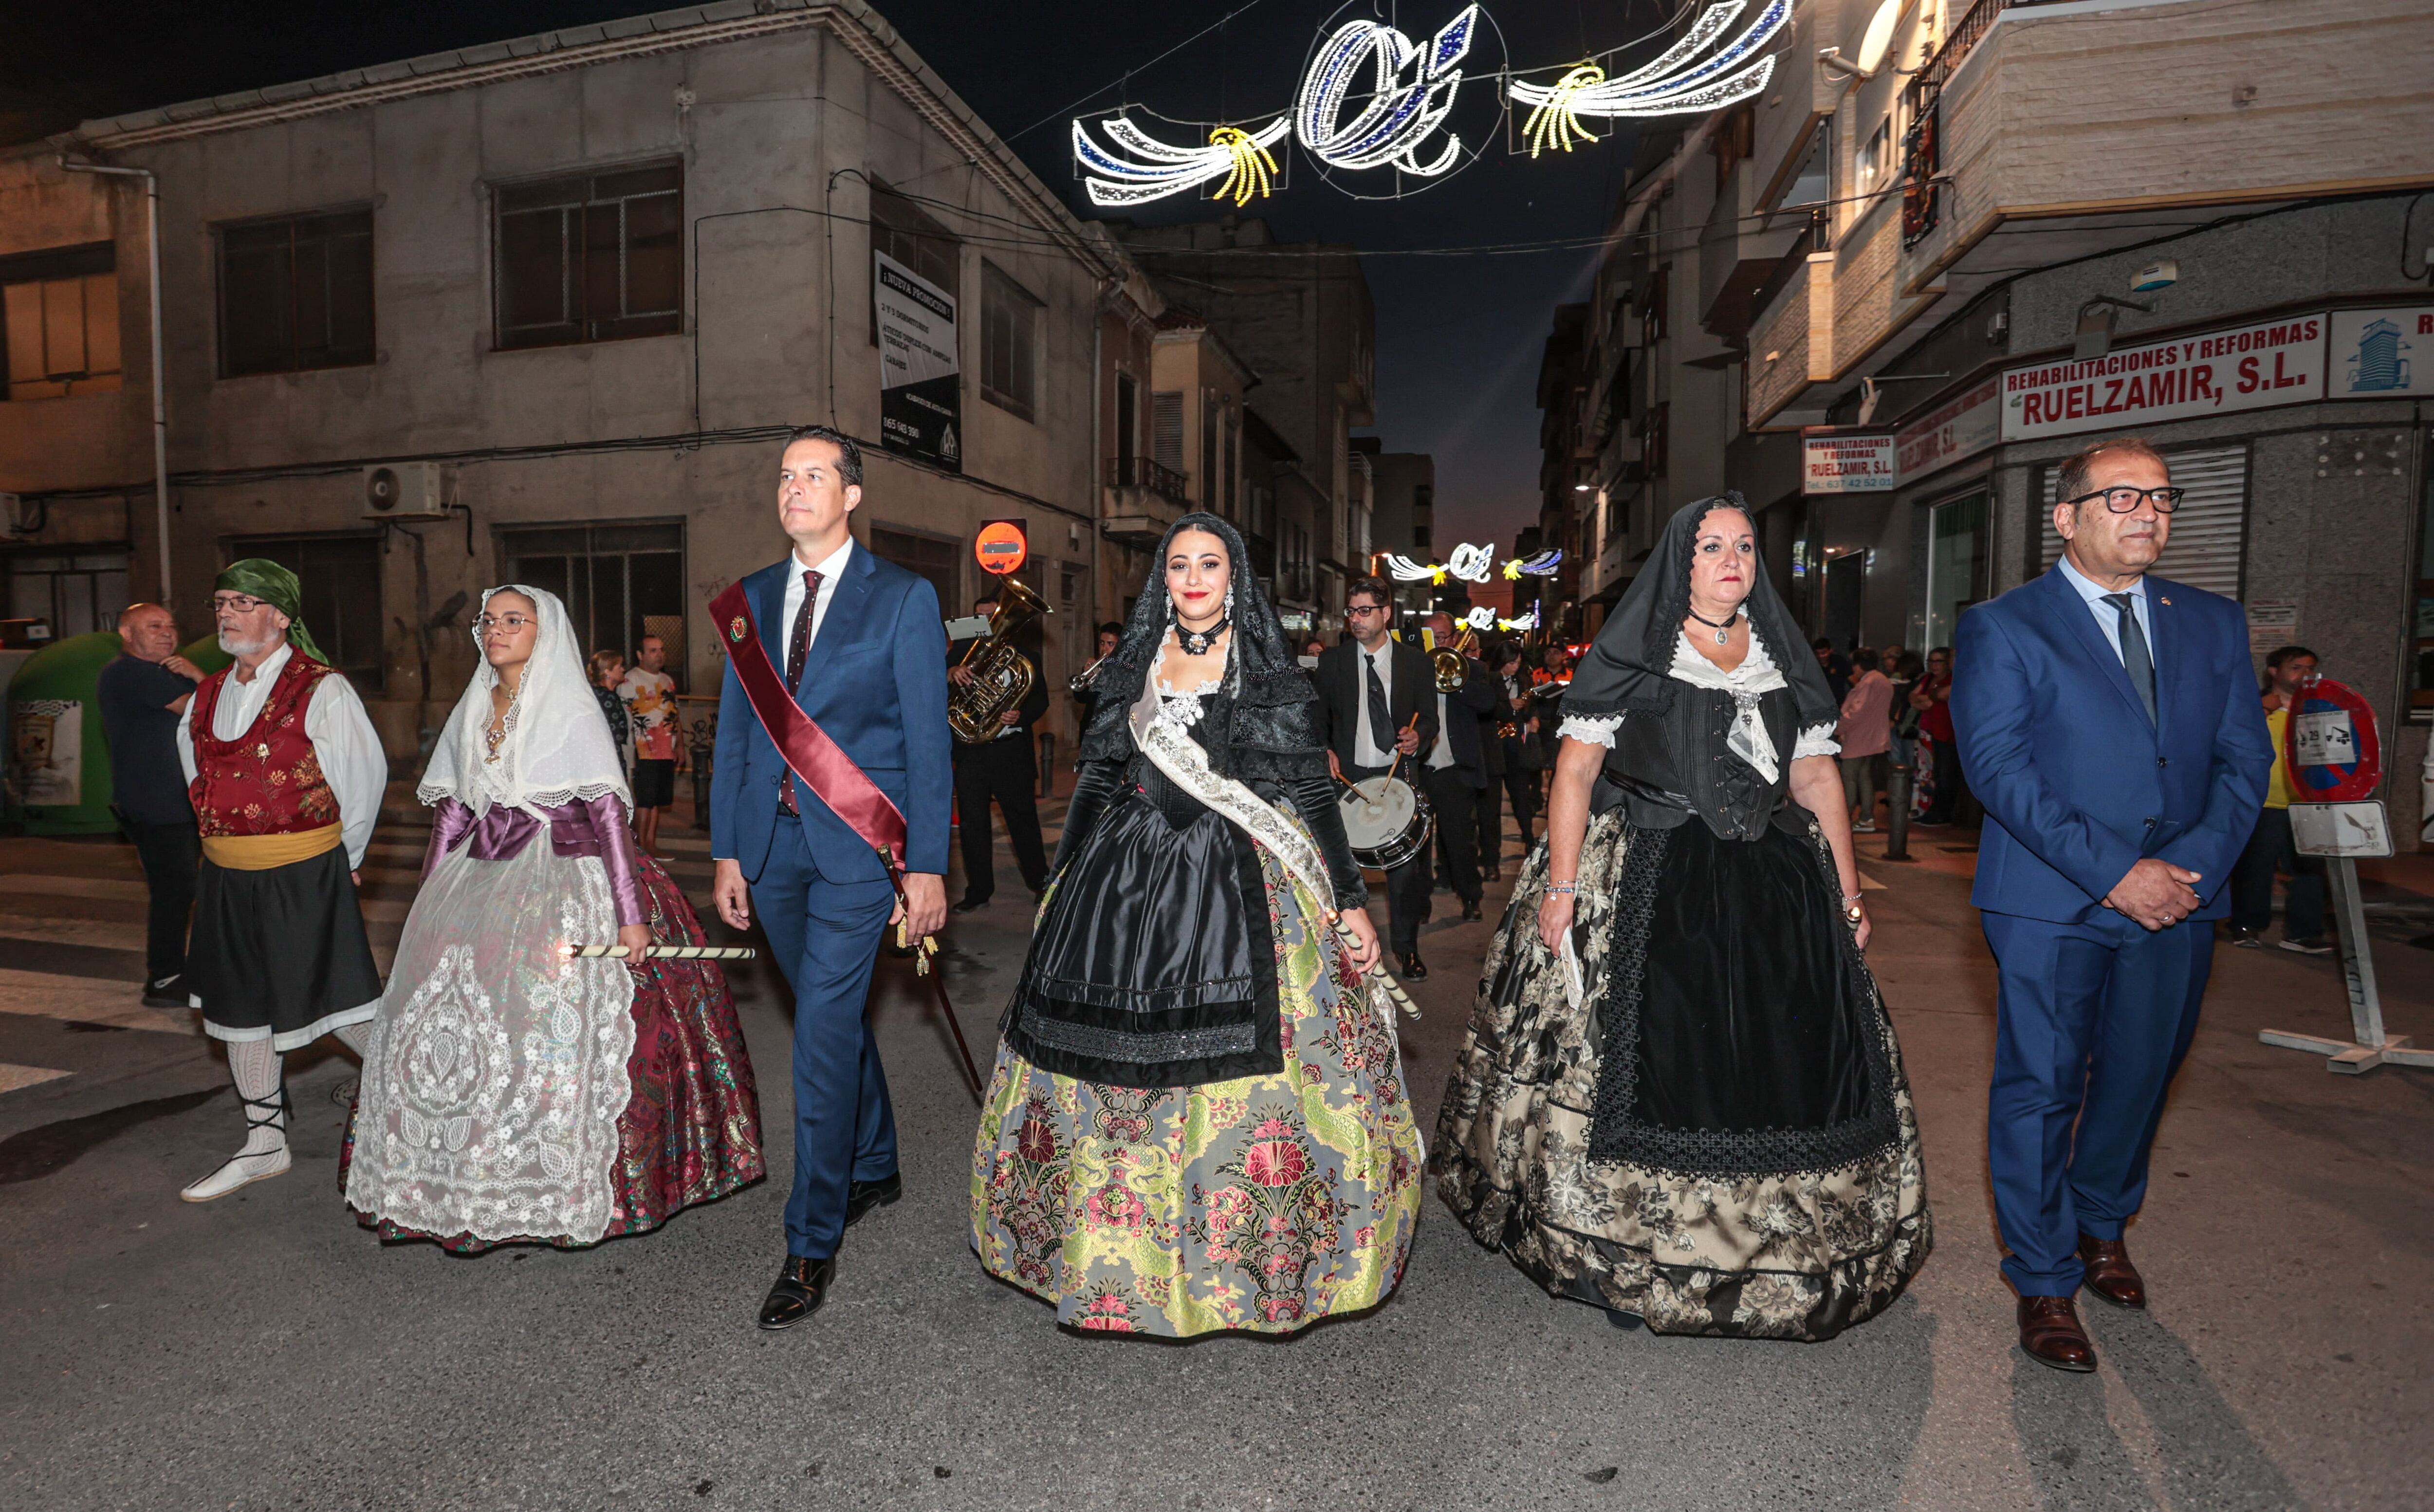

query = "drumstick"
[1382,713,1420,784]
[560,944,759,960]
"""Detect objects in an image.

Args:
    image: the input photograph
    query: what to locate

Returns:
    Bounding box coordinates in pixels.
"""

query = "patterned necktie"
[778,568,823,815]
[2102,591,2157,724]
[1364,649,1394,762]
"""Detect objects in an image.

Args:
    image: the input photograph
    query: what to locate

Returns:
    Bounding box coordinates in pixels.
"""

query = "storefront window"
[1922,490,1988,652]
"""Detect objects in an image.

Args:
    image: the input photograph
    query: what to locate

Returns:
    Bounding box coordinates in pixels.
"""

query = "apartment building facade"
[1552,0,2434,833]
[0,0,1146,767]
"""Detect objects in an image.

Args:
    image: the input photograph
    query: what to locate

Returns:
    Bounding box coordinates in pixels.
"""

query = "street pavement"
[1,793,2429,1511]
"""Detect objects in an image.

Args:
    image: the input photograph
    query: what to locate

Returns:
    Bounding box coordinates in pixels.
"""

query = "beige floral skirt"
[1432,809,1931,1340]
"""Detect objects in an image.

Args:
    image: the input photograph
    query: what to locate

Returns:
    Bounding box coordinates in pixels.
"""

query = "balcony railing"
[1104,455,1191,507]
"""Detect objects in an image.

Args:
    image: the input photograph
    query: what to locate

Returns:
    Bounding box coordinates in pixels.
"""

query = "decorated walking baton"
[562,944,759,960]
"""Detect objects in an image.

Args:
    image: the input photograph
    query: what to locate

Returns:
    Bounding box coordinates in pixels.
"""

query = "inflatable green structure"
[3,632,232,834]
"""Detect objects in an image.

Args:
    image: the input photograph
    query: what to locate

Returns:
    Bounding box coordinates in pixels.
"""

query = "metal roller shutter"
[2041,443,2248,601]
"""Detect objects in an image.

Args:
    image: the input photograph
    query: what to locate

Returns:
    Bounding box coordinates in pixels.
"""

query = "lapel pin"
[2159,596,2172,606]
[729,616,748,642]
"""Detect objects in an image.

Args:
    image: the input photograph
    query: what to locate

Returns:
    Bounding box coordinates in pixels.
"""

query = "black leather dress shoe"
[1461,898,1483,922]
[950,897,988,915]
[142,975,186,1008]
[845,1172,903,1227]
[2077,1233,2147,1309]
[757,1254,837,1330]
[1398,951,1428,981]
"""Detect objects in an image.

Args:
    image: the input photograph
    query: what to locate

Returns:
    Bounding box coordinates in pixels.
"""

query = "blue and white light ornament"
[1509,0,1790,128]
[1294,5,1481,179]
[1071,114,1291,208]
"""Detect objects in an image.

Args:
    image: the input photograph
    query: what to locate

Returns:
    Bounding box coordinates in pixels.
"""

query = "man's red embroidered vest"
[189,651,342,838]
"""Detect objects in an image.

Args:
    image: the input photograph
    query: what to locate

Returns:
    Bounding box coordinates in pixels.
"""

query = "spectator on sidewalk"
[1838,646,1894,833]
[589,650,633,774]
[1814,637,1852,704]
[619,635,680,855]
[1913,645,1966,825]
[1886,649,1925,790]
[97,602,204,1007]
[2228,645,2330,954]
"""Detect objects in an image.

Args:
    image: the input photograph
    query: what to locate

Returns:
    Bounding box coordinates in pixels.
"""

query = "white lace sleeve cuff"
[1793,721,1842,761]
[1558,712,1625,749]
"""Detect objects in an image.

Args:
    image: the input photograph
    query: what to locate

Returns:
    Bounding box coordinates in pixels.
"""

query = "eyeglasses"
[1346,603,1391,617]
[475,613,536,633]
[210,593,266,613]
[2064,485,2186,514]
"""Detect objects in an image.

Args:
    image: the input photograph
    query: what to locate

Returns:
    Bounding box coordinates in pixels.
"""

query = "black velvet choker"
[1173,610,1230,657]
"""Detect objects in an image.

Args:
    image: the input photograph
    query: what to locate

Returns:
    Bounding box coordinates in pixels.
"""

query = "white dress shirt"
[2056,554,2153,667]
[1352,641,1397,768]
[175,642,387,869]
[781,536,858,674]
[1428,688,1457,770]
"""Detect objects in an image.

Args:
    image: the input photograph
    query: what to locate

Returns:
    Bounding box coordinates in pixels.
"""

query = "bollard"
[1882,763,1914,862]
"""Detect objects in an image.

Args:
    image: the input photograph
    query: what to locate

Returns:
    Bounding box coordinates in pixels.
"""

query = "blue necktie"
[2103,592,2156,724]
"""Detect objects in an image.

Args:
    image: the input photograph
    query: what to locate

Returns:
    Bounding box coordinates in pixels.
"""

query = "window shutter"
[2041,443,2247,601]
[1151,390,1184,471]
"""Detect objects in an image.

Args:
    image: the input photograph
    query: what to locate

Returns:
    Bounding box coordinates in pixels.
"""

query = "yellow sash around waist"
[201,824,343,871]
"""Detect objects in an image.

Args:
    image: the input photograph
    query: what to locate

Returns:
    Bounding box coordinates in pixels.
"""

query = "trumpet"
[1069,650,1115,694]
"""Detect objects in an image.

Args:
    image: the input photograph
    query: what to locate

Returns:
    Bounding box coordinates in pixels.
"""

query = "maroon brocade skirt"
[340,855,764,1251]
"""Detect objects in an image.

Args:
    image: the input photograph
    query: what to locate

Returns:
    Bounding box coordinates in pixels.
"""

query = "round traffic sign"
[2283,675,2381,802]
[974,520,1028,576]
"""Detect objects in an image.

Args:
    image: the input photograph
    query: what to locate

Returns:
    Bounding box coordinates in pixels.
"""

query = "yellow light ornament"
[1522,61,1604,158]
[1210,125,1280,207]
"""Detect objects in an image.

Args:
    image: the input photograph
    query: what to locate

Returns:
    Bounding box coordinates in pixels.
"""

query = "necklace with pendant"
[1174,610,1230,658]
[1685,606,1739,646]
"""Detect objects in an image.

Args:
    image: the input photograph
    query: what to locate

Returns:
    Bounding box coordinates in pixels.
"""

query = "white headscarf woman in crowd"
[344,584,764,1252]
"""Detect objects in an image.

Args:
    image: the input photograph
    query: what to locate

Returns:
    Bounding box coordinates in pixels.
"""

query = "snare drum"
[1338,775,1434,871]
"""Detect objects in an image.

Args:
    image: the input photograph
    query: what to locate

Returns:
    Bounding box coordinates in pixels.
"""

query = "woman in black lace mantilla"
[1432,495,1931,1340]
[969,513,1422,1337]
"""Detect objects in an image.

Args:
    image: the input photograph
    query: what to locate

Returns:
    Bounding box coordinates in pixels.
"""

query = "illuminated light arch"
[1071,114,1291,208]
[1508,0,1789,125]
[1295,6,1481,178]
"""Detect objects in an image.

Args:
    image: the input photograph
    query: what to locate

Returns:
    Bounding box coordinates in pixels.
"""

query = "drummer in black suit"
[1317,577,1439,980]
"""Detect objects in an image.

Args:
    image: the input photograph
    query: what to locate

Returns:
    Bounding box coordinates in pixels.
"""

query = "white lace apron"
[345,830,638,1244]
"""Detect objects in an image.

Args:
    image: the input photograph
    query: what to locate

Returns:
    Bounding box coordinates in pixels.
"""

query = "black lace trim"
[1585,821,1901,1178]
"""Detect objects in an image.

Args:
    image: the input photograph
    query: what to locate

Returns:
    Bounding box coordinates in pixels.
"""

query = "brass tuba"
[949,573,1049,744]
[1431,625,1477,693]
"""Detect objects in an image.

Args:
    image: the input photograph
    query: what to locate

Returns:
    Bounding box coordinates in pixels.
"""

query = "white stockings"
[180,1022,369,1202]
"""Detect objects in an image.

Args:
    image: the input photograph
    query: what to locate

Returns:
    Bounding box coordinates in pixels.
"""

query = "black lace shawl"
[1561,492,1842,734]
[1074,512,1330,784]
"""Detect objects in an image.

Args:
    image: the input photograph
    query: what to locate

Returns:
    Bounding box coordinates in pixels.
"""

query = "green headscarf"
[215,558,329,664]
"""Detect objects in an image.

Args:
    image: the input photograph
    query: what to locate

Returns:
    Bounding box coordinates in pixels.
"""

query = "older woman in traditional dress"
[1434,495,1931,1339]
[343,585,762,1250]
[970,513,1422,1336]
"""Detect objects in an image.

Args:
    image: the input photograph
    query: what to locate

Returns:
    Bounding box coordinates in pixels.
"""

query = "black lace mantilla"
[1585,822,1902,1177]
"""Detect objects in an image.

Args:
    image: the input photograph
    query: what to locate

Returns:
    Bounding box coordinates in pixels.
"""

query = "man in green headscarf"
[171,556,387,1202]
[211,557,329,663]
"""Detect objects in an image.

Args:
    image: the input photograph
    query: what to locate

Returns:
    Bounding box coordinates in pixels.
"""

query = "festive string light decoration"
[1381,553,1449,585]
[1446,542,1496,583]
[1295,6,1481,177]
[1071,114,1291,207]
[1501,548,1566,580]
[1497,607,1541,632]
[1521,62,1605,157]
[1463,606,1499,631]
[1508,0,1789,122]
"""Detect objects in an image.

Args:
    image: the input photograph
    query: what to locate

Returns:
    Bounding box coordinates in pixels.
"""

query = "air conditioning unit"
[362,461,453,520]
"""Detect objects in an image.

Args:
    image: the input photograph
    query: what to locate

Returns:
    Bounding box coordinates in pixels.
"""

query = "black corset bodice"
[1596,681,1807,841]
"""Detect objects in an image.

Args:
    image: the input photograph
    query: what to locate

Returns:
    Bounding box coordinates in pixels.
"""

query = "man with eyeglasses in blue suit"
[1953,435,2271,1375]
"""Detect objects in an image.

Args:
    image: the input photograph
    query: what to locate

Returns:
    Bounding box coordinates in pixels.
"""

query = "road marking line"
[0,876,149,903]
[0,1063,72,1094]
[0,915,149,951]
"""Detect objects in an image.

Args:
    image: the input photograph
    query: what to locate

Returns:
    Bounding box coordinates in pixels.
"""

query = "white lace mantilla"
[345,832,637,1244]
[1557,629,1838,782]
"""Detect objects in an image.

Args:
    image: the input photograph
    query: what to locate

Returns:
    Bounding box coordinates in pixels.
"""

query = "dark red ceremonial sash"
[711,579,908,878]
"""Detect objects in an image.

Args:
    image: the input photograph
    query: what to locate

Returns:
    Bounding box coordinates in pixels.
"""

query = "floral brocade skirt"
[342,853,764,1252]
[971,846,1423,1337]
[1432,809,1931,1341]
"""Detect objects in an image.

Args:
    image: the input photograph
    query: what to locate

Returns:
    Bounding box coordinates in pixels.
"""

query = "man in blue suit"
[1953,436,2270,1373]
[710,425,951,1331]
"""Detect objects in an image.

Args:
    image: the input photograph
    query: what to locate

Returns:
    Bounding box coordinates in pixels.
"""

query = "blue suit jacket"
[1952,565,2271,926]
[709,542,952,884]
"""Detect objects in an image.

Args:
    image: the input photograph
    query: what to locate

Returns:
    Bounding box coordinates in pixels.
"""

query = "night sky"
[2,0,1663,553]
